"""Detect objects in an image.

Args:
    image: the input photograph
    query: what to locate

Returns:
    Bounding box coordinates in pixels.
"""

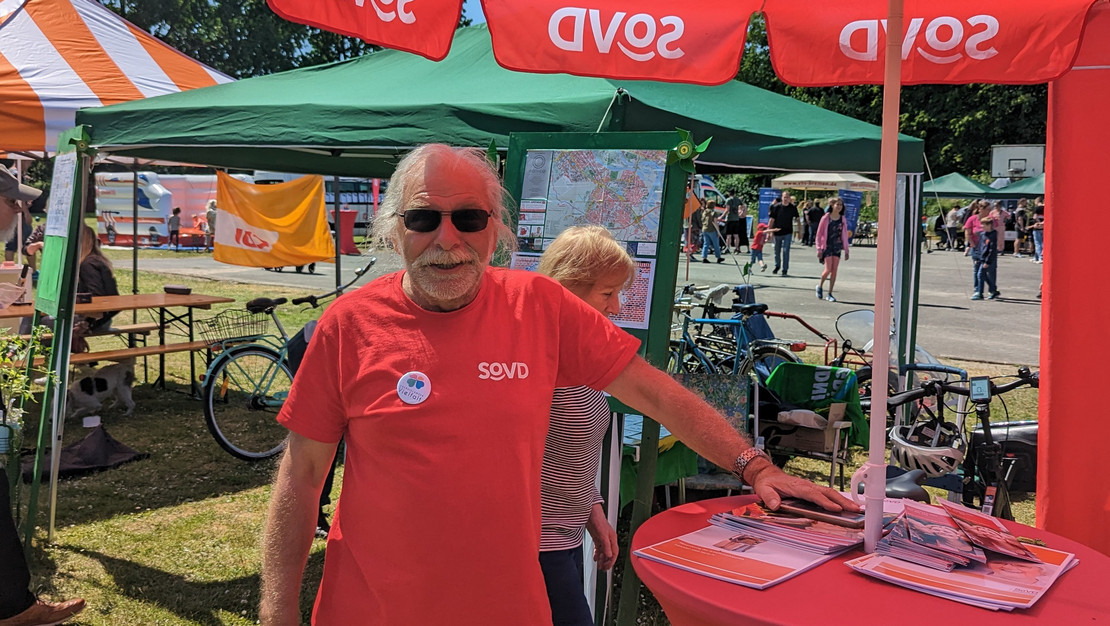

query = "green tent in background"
[921,172,994,198]
[76,24,922,177]
[991,174,1045,199]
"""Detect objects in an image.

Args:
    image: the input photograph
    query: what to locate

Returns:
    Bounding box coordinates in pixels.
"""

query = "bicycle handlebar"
[885,368,1037,408]
[290,258,376,308]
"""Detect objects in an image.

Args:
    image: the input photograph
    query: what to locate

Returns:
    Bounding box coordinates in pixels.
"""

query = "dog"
[66,359,136,418]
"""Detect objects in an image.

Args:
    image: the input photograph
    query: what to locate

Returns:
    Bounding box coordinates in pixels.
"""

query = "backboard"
[991,144,1045,179]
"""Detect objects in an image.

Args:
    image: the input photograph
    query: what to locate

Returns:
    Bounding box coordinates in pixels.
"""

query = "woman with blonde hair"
[536,225,634,625]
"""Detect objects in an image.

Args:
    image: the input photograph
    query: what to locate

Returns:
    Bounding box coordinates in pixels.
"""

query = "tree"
[98,1,476,78]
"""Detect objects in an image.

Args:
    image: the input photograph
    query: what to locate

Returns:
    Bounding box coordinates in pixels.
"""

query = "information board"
[36,131,85,317]
[758,187,779,224]
[504,132,686,361]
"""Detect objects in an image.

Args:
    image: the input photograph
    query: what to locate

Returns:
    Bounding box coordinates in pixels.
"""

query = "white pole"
[852,0,904,553]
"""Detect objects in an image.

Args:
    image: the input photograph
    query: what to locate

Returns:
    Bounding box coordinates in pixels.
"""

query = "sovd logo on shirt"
[478,361,530,381]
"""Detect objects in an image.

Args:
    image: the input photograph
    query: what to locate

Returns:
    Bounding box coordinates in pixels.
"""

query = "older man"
[768,191,799,276]
[260,145,855,625]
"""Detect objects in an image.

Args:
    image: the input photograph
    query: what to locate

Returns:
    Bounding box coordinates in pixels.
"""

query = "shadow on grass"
[51,545,325,625]
[19,382,281,527]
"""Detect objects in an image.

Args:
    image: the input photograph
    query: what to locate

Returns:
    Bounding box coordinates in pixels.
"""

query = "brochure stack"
[634,498,894,590]
[849,500,1078,610]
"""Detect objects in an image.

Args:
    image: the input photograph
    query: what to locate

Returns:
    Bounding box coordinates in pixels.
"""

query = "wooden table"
[2,293,234,394]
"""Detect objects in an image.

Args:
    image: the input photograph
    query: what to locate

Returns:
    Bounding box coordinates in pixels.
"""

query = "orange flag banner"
[213,171,335,267]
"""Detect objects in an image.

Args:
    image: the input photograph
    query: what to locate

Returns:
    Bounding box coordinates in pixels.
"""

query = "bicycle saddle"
[246,297,287,314]
[879,469,931,503]
[731,302,768,316]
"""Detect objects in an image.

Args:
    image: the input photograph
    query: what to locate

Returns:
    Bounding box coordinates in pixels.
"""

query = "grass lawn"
[5,268,1040,625]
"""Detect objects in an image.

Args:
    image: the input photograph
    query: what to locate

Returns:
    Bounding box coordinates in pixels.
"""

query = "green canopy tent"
[990,174,1045,199]
[921,172,995,198]
[75,25,923,176]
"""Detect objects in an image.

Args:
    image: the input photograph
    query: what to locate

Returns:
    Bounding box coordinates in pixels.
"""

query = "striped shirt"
[540,386,612,551]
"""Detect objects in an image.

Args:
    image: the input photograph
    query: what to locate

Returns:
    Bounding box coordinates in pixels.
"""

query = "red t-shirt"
[278,268,640,625]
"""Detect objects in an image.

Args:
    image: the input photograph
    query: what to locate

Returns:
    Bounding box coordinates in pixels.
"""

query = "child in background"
[750,222,771,272]
[168,207,182,251]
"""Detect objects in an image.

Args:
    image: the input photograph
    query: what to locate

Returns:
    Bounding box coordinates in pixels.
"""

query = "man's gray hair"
[371,144,516,252]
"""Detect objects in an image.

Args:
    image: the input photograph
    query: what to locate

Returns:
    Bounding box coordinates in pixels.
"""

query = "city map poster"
[518,149,666,253]
[511,253,655,330]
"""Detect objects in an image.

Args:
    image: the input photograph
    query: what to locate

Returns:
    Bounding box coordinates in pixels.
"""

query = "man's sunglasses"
[398,209,492,233]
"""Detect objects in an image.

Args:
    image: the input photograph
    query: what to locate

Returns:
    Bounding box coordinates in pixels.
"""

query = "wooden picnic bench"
[4,292,235,394]
[68,340,212,365]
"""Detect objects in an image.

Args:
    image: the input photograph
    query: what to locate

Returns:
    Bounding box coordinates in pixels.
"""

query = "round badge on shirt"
[397,371,431,405]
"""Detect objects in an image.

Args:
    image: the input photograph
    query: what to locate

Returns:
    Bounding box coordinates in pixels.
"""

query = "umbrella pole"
[854,0,904,553]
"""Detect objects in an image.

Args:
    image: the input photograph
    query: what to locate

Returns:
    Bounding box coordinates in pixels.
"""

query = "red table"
[632,496,1110,625]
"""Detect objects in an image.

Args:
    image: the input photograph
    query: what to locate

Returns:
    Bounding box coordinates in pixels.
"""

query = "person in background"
[964,201,1000,300]
[815,197,851,302]
[723,191,748,253]
[768,191,798,276]
[168,207,182,251]
[989,201,1008,255]
[259,144,856,625]
[686,197,703,262]
[1,466,87,626]
[799,200,815,246]
[536,225,631,625]
[805,200,824,247]
[1013,199,1029,258]
[1030,200,1045,264]
[945,205,963,251]
[204,199,218,253]
[77,225,120,331]
[750,222,771,272]
[700,199,725,264]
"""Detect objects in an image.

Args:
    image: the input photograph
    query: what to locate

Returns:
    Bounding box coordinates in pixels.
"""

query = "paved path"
[119,241,1043,366]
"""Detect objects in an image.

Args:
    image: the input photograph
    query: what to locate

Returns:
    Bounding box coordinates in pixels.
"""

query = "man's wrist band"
[732,448,770,485]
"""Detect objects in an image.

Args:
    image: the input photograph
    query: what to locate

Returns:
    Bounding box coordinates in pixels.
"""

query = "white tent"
[772,172,879,192]
[0,0,232,156]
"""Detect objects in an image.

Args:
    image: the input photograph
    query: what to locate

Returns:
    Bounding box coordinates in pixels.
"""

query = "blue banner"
[758,188,779,224]
[839,190,864,234]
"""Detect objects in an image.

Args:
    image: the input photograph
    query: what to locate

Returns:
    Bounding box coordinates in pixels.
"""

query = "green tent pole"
[333,174,342,290]
[609,90,667,626]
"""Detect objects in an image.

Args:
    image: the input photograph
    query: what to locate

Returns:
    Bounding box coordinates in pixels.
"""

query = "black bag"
[285,320,317,376]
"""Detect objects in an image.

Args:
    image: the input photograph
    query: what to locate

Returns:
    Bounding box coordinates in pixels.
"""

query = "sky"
[462,0,486,23]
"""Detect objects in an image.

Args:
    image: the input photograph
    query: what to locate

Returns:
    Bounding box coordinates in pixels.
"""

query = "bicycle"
[668,303,803,381]
[884,367,1039,521]
[197,260,375,461]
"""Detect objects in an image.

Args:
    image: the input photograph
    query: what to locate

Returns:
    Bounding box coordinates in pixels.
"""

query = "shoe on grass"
[0,598,86,626]
[816,285,823,299]
[970,293,983,300]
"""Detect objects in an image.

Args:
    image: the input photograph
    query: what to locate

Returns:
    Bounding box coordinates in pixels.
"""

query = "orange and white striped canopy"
[0,0,232,154]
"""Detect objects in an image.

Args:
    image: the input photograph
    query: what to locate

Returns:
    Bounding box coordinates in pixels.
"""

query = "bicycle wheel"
[739,345,801,383]
[203,345,292,461]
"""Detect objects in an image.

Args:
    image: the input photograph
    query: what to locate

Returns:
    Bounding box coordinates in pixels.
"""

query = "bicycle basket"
[196,309,268,345]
